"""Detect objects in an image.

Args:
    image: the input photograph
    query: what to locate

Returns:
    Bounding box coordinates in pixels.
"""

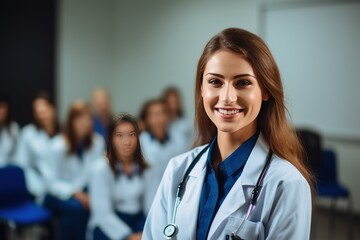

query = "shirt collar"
[115,162,141,177]
[206,131,259,177]
[148,130,170,144]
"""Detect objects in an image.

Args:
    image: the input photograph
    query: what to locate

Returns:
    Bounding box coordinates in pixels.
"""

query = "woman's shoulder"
[49,134,67,151]
[269,154,309,186]
[9,121,20,133]
[21,124,37,136]
[91,157,115,181]
[166,144,209,173]
[92,132,105,146]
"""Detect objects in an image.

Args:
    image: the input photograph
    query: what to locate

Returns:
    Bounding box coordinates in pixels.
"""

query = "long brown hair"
[194,28,314,188]
[105,113,148,176]
[64,100,93,155]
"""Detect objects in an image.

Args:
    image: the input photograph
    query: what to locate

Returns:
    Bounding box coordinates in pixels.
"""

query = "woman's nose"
[220,84,237,104]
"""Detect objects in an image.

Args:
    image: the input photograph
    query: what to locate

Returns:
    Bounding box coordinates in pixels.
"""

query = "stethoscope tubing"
[163,145,273,240]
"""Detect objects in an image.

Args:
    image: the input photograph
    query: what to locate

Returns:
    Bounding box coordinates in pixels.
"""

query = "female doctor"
[142,28,313,240]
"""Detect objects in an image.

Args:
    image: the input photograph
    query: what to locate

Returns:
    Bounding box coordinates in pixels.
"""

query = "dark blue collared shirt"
[196,132,259,240]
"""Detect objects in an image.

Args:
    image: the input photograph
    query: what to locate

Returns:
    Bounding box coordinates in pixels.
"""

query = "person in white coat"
[139,99,189,213]
[14,93,59,202]
[142,28,314,240]
[162,87,194,147]
[88,113,148,240]
[0,96,19,166]
[43,100,104,240]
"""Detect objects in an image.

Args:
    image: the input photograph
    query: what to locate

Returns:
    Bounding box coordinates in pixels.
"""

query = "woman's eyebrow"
[115,131,136,134]
[205,72,256,79]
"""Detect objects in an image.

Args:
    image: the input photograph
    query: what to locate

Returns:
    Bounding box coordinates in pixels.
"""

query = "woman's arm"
[89,163,133,240]
[265,178,312,239]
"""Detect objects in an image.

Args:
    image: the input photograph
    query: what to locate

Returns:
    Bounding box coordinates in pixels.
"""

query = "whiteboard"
[263,2,360,139]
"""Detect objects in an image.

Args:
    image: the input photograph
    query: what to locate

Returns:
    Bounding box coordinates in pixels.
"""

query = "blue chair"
[317,149,353,240]
[0,165,52,240]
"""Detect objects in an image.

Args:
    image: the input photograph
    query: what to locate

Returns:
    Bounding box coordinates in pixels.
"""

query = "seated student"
[43,100,104,240]
[0,95,19,166]
[162,86,194,147]
[91,88,112,138]
[14,93,58,202]
[88,114,147,240]
[139,99,188,213]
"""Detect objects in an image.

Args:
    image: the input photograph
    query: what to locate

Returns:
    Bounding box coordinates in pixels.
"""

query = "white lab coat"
[13,124,51,201]
[142,134,312,240]
[43,133,105,200]
[140,131,190,213]
[0,122,19,166]
[88,158,145,240]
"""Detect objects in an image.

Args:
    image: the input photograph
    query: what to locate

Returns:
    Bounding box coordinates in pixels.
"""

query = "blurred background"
[1,0,359,239]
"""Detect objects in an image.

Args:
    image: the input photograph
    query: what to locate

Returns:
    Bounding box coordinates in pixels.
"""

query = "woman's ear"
[263,91,269,101]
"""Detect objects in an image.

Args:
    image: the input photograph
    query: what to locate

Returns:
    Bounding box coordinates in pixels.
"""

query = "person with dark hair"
[88,113,147,240]
[162,86,194,149]
[138,99,188,213]
[14,92,58,202]
[42,99,104,240]
[0,95,19,165]
[91,88,113,138]
[142,28,313,239]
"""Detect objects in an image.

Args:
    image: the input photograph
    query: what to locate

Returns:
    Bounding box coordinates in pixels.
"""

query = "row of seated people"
[0,89,193,240]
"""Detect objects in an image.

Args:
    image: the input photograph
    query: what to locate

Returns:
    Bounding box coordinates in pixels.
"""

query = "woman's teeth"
[218,109,241,115]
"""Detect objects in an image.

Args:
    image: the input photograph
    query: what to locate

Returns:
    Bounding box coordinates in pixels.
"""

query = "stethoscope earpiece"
[163,223,178,239]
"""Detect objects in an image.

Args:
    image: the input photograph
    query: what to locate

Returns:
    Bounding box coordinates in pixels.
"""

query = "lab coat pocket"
[225,216,265,240]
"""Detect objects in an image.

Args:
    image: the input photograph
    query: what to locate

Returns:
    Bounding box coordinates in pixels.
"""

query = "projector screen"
[263,2,360,139]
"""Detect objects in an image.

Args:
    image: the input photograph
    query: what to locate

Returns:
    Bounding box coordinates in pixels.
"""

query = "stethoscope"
[163,145,273,240]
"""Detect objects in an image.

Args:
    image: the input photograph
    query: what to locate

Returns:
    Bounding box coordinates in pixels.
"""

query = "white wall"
[57,0,360,213]
[58,0,258,120]
[57,0,117,122]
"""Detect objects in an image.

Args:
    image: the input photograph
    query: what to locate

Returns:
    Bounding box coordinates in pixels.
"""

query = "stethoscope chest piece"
[163,223,178,239]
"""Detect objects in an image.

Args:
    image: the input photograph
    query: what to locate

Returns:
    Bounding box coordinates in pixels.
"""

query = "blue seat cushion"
[317,182,349,198]
[0,202,51,226]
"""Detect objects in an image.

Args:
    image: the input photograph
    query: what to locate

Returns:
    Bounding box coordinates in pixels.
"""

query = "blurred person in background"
[42,100,104,240]
[14,92,59,202]
[0,95,19,165]
[162,86,194,147]
[88,114,147,240]
[139,99,187,213]
[91,88,112,138]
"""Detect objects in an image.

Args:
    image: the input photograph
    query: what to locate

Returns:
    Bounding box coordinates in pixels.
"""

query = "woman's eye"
[208,79,222,86]
[235,79,251,87]
[117,134,123,138]
[130,133,136,137]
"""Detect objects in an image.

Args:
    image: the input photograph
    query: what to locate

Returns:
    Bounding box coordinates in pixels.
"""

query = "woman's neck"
[43,123,55,136]
[216,124,257,162]
[117,155,134,175]
[151,128,167,142]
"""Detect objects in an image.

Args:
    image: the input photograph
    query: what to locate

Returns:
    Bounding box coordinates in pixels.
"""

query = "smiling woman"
[142,28,314,240]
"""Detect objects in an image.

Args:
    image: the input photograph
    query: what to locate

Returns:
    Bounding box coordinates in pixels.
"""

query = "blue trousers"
[93,211,145,240]
[44,194,89,240]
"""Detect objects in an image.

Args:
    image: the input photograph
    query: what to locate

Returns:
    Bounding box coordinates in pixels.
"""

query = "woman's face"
[146,103,168,132]
[0,102,8,125]
[166,93,180,118]
[112,121,138,162]
[72,112,93,140]
[33,99,55,127]
[201,50,267,137]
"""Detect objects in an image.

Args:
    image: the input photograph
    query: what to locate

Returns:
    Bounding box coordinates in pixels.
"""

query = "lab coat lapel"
[176,147,209,238]
[208,134,269,238]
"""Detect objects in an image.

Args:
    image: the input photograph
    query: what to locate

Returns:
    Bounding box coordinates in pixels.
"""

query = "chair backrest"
[296,129,323,178]
[0,165,30,209]
[319,149,338,183]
